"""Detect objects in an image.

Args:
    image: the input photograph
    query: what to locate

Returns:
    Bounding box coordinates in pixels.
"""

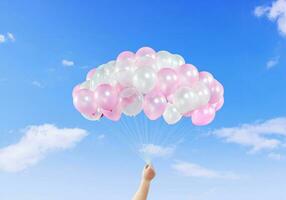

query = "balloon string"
[117,118,145,161]
[103,115,200,163]
[103,121,141,161]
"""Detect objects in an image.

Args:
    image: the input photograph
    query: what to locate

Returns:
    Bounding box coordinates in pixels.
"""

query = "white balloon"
[102,62,117,85]
[114,60,136,86]
[115,69,134,86]
[172,54,185,67]
[155,51,174,71]
[136,55,156,68]
[173,87,199,114]
[80,80,92,89]
[91,68,116,89]
[120,87,143,116]
[133,67,157,94]
[115,57,135,69]
[192,81,211,107]
[163,104,182,124]
[107,60,116,65]
[80,107,103,121]
[103,61,116,77]
[96,64,105,70]
[91,66,102,77]
[81,113,102,121]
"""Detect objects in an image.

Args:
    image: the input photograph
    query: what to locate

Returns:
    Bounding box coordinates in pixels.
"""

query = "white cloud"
[0,34,5,43]
[266,56,280,69]
[97,134,105,140]
[254,0,286,36]
[7,32,15,42]
[31,80,44,88]
[0,124,88,172]
[0,32,15,43]
[268,153,284,160]
[212,117,286,152]
[62,59,74,67]
[139,144,175,158]
[172,161,239,179]
[254,6,270,17]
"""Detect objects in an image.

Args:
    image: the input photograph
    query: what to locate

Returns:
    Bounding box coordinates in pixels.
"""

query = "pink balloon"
[143,91,167,120]
[192,104,216,126]
[135,47,156,67]
[116,51,135,62]
[136,47,156,58]
[167,93,175,103]
[209,80,224,104]
[199,71,214,86]
[157,68,179,96]
[72,84,81,98]
[212,97,224,111]
[119,87,139,107]
[86,68,97,80]
[102,106,122,121]
[73,89,102,119]
[115,83,125,93]
[94,84,118,111]
[178,64,199,86]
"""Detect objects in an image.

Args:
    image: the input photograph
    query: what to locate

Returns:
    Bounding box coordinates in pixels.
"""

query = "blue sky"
[0,0,286,199]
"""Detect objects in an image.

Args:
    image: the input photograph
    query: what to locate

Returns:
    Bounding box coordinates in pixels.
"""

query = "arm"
[132,164,156,200]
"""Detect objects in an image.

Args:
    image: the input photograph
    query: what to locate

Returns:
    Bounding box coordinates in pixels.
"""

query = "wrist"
[141,179,151,186]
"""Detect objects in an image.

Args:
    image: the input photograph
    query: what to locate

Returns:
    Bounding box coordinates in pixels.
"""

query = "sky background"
[0,0,286,200]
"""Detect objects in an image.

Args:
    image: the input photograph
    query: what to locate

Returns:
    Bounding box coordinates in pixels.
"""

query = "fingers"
[142,163,156,182]
[145,164,154,171]
[144,164,155,173]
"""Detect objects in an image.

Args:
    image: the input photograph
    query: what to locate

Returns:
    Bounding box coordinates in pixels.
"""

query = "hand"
[142,164,156,182]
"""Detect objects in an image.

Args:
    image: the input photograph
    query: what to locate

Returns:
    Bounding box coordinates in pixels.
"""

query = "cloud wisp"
[212,117,286,153]
[0,34,5,43]
[62,59,75,67]
[268,152,284,160]
[172,161,239,179]
[139,144,175,158]
[0,124,88,172]
[7,32,15,42]
[31,80,44,88]
[0,32,16,43]
[254,0,286,36]
[266,56,280,69]
[97,134,105,140]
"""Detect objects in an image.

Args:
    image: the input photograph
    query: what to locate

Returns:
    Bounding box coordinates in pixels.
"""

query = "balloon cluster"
[72,47,224,125]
